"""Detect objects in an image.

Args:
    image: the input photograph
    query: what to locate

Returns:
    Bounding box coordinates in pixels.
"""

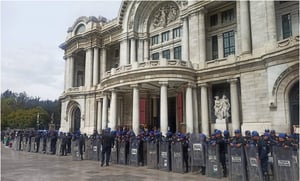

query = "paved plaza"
[1,145,227,181]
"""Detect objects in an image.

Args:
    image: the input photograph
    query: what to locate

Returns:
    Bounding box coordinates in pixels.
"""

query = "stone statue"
[214,94,230,120]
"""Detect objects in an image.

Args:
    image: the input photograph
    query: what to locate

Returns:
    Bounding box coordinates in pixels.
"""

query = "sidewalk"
[1,144,226,181]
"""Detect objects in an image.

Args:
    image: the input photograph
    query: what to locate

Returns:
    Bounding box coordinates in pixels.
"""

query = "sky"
[1,0,121,100]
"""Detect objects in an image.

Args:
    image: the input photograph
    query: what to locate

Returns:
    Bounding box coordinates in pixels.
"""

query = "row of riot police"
[8,128,299,181]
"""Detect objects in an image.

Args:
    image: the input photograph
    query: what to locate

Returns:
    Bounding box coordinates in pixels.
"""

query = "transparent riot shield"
[228,146,247,181]
[14,137,20,151]
[273,146,297,181]
[292,149,299,181]
[190,133,206,172]
[159,141,171,171]
[30,137,36,153]
[25,137,31,152]
[86,139,93,160]
[71,139,81,161]
[206,144,222,178]
[20,137,25,151]
[143,141,147,166]
[129,138,139,166]
[39,138,44,153]
[147,141,158,169]
[46,138,51,154]
[118,141,127,165]
[111,139,118,164]
[92,138,100,161]
[244,146,263,181]
[55,138,62,156]
[171,142,184,173]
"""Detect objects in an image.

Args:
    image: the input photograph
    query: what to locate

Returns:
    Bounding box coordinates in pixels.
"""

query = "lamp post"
[36,113,40,130]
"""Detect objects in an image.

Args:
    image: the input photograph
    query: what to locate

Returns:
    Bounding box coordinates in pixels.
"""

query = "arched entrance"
[289,81,299,128]
[72,107,81,133]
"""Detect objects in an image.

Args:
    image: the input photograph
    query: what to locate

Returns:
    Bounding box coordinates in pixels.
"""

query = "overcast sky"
[1,0,121,100]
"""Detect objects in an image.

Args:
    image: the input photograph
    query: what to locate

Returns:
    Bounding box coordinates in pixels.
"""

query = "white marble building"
[59,0,299,136]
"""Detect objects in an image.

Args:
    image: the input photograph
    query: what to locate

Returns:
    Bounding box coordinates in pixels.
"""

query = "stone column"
[265,0,277,44]
[199,8,207,66]
[101,94,108,130]
[100,47,106,80]
[93,47,99,86]
[64,58,69,89]
[182,17,189,61]
[218,35,223,59]
[160,82,168,136]
[130,38,136,63]
[229,78,240,132]
[69,56,74,88]
[193,87,199,133]
[110,90,117,131]
[239,0,251,54]
[200,83,209,135]
[186,83,194,133]
[143,39,149,61]
[132,84,140,135]
[85,48,93,87]
[97,100,102,133]
[120,39,129,65]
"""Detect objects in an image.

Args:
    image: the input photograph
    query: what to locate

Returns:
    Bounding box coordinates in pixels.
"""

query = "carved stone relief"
[152,3,179,28]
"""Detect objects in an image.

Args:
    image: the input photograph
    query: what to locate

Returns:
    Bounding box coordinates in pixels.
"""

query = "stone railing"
[104,59,192,78]
[277,35,299,48]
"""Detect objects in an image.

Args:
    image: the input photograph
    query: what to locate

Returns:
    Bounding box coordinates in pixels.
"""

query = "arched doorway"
[73,107,81,132]
[289,81,299,128]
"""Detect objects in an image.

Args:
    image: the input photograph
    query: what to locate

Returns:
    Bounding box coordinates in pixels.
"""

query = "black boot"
[223,168,227,177]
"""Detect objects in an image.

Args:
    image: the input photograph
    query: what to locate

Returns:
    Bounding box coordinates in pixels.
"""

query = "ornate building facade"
[59,0,299,135]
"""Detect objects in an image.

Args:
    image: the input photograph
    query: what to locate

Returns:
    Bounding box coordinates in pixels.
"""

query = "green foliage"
[1,89,61,130]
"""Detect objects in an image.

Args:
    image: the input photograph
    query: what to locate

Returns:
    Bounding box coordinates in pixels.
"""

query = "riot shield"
[111,139,118,164]
[244,146,263,181]
[273,146,298,181]
[147,141,158,169]
[39,138,44,153]
[55,138,62,156]
[143,141,147,166]
[20,137,25,151]
[159,141,171,171]
[71,139,81,161]
[30,137,36,153]
[206,144,222,178]
[91,138,100,161]
[129,138,139,166]
[25,138,31,152]
[228,146,247,181]
[46,138,52,154]
[14,137,20,151]
[171,142,184,173]
[118,141,127,165]
[292,149,299,181]
[86,139,93,160]
[189,133,206,172]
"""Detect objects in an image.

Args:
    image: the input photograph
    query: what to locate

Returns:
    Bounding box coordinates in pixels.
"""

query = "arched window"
[75,24,86,35]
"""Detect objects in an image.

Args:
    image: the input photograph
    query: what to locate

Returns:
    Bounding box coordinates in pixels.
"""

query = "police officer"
[101,128,114,167]
[214,130,227,177]
[78,133,85,160]
[230,129,244,148]
[61,133,67,156]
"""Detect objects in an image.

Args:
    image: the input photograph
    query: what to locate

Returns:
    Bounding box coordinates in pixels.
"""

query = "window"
[210,14,218,26]
[162,31,169,42]
[174,46,181,60]
[162,50,170,60]
[115,49,119,57]
[282,13,292,39]
[151,35,159,45]
[152,53,159,60]
[75,24,86,35]
[221,9,234,24]
[212,35,218,59]
[223,31,235,57]
[173,27,181,38]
